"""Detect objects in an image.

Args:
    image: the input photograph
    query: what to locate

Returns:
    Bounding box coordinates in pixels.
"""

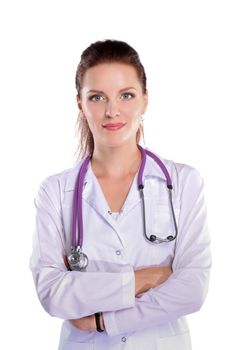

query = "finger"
[63,255,71,271]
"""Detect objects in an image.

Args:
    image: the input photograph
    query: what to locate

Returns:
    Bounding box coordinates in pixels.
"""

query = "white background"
[0,0,232,348]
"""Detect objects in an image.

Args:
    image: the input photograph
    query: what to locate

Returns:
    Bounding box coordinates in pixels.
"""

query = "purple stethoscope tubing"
[71,144,178,249]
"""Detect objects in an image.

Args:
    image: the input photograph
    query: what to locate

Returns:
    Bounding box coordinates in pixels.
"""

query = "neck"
[90,141,142,179]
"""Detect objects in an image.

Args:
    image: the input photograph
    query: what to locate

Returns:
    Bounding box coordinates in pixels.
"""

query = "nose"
[105,101,120,118]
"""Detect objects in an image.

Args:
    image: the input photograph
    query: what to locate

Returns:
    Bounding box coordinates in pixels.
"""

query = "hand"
[69,314,96,331]
[69,313,105,332]
[134,265,172,296]
[63,255,71,271]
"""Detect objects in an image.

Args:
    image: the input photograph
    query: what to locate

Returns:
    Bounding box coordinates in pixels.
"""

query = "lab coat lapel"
[82,161,140,220]
[80,149,167,226]
[81,162,122,233]
[65,148,167,235]
[64,161,119,233]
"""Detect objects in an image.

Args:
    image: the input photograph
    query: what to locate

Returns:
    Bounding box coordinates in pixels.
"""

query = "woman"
[29,39,212,350]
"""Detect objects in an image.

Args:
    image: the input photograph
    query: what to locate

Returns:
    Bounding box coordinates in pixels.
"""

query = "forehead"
[82,62,141,93]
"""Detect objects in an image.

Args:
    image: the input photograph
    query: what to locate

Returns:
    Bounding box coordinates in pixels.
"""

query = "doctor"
[29,39,212,350]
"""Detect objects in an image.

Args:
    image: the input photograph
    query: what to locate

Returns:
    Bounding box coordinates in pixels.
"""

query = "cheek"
[83,105,104,128]
[79,101,102,134]
[83,103,103,117]
[121,101,142,116]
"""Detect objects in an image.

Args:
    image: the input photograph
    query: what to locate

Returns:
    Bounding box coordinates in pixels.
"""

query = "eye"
[121,92,135,100]
[89,95,104,102]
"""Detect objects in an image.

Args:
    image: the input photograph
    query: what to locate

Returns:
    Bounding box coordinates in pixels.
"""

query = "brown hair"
[74,39,147,161]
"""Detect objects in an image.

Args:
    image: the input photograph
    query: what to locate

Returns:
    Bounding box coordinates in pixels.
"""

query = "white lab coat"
[29,146,212,350]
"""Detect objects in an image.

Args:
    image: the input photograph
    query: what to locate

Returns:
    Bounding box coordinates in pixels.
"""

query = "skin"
[77,62,148,179]
[67,62,172,332]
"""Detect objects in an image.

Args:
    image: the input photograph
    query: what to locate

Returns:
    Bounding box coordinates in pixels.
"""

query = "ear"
[142,89,148,114]
[76,95,83,111]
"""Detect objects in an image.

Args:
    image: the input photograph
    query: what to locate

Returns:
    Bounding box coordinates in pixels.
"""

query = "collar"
[63,147,171,221]
[64,146,168,193]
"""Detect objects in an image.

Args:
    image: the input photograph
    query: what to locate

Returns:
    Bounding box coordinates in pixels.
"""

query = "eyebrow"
[87,87,137,94]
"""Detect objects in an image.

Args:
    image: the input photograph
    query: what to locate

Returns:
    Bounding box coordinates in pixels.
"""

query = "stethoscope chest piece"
[68,246,88,271]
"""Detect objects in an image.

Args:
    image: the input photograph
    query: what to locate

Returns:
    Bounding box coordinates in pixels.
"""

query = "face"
[77,62,148,148]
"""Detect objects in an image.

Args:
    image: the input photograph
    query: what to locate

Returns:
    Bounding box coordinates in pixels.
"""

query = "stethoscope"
[68,144,178,271]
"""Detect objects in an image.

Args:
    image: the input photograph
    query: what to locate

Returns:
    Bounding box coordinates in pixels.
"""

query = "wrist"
[100,312,105,330]
[95,312,104,332]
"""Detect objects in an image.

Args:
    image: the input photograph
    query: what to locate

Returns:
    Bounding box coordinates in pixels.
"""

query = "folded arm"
[29,177,135,319]
[69,265,173,332]
[102,168,212,336]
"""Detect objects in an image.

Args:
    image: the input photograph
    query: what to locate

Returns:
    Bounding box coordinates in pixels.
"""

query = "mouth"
[102,122,126,131]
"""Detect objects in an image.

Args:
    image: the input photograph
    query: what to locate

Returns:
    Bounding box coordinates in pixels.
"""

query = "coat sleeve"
[29,176,135,320]
[103,167,212,336]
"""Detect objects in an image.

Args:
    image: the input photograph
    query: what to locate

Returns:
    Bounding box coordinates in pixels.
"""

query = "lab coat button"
[108,210,112,215]
[116,250,121,255]
[121,336,127,342]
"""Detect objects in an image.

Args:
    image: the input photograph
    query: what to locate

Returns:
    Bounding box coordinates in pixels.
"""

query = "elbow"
[37,287,90,320]
[32,268,88,320]
[189,291,206,314]
[30,266,67,319]
[37,284,75,319]
[34,278,63,318]
[188,273,210,314]
[37,290,60,318]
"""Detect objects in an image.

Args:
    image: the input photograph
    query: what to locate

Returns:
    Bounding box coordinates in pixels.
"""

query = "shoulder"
[165,158,204,197]
[145,146,204,197]
[35,159,84,200]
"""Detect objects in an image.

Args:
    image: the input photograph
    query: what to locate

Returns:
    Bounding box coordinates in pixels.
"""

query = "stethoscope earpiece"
[167,235,174,241]
[149,235,175,243]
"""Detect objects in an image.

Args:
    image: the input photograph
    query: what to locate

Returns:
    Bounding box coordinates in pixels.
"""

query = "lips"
[102,122,126,131]
[102,123,126,127]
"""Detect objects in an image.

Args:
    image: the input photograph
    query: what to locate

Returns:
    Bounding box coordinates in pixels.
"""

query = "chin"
[100,137,135,148]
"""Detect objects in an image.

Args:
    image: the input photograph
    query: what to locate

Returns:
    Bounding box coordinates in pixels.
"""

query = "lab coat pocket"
[145,198,180,241]
[139,197,180,266]
[158,331,192,350]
